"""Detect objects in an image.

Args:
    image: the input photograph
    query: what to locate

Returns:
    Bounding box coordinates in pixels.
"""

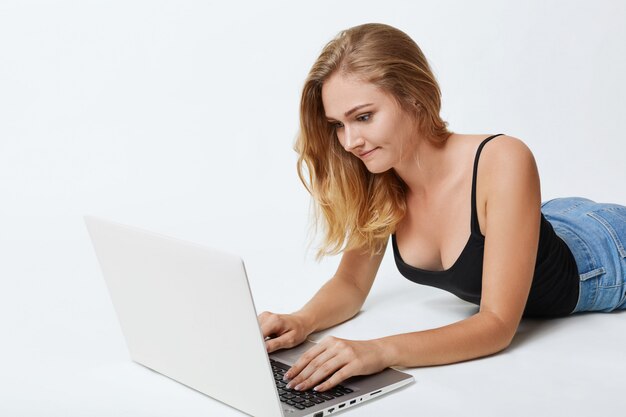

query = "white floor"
[3,218,624,417]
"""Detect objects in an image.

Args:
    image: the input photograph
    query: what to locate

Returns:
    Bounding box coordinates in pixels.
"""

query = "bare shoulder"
[468,134,541,234]
[450,133,535,164]
[478,134,538,180]
[480,134,534,158]
[477,135,541,216]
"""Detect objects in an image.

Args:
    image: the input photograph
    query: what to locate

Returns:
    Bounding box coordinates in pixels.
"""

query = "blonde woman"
[258,23,626,393]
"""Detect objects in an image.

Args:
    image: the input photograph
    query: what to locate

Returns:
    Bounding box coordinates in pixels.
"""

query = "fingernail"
[313,385,320,392]
[294,384,303,391]
[282,373,290,381]
[286,382,293,389]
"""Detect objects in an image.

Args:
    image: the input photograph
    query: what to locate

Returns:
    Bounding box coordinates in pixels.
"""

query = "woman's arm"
[285,136,542,391]
[260,243,386,352]
[376,136,541,367]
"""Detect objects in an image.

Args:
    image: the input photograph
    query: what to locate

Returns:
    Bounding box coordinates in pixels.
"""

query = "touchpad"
[269,340,317,366]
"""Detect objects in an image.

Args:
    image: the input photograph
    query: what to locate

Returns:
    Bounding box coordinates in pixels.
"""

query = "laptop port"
[314,413,323,417]
[328,408,335,413]
[350,399,356,405]
[338,403,345,409]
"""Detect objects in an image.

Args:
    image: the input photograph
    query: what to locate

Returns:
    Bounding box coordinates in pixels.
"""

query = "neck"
[393,135,451,198]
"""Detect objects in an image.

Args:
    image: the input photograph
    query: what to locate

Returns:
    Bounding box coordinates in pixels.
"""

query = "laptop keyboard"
[270,359,354,410]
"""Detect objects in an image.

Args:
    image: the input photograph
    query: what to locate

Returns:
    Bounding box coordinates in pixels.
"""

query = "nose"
[342,126,364,152]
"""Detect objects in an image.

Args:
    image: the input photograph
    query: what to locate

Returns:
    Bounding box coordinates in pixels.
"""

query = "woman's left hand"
[284,336,390,392]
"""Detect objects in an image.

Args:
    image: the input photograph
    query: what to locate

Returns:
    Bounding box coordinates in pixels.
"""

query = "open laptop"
[85,216,414,417]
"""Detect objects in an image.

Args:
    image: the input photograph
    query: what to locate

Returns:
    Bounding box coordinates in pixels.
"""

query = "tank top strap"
[470,134,505,235]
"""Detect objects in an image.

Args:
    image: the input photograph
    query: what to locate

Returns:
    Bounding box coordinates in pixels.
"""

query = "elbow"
[495,334,514,353]
[481,311,517,353]
[487,333,513,357]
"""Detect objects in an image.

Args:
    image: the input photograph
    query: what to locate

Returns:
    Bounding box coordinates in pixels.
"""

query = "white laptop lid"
[85,216,282,417]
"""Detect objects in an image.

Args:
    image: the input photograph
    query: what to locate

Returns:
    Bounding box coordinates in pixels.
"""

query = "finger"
[285,342,328,381]
[285,348,337,388]
[259,314,283,339]
[265,330,298,353]
[313,363,357,392]
[292,355,345,392]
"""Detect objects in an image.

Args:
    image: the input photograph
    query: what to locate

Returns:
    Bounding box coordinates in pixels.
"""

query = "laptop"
[85,216,414,417]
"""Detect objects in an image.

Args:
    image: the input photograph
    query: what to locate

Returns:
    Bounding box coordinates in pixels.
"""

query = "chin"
[363,162,392,174]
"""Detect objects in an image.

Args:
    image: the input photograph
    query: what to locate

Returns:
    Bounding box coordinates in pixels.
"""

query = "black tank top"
[392,134,579,317]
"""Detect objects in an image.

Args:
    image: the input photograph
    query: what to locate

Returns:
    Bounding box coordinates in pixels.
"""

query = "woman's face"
[321,72,418,174]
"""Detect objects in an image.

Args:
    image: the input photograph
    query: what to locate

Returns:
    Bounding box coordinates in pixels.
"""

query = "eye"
[330,121,344,129]
[356,113,371,122]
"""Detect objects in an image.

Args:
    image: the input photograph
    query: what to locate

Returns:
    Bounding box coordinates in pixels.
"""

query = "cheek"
[335,130,345,147]
[373,121,395,144]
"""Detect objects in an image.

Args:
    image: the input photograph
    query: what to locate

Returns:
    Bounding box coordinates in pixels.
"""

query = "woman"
[258,23,626,393]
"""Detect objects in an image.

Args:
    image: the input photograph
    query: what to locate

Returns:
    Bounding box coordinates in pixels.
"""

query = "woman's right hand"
[258,311,313,353]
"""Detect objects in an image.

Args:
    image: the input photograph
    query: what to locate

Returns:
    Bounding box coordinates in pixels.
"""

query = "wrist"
[373,336,400,368]
[292,310,317,336]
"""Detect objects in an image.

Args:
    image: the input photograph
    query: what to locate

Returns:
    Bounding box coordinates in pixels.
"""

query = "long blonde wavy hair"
[295,23,451,259]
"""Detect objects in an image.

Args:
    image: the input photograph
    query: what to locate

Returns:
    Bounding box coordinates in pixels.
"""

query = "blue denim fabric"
[541,197,626,313]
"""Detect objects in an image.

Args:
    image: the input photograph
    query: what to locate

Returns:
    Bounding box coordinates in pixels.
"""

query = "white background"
[1,1,625,416]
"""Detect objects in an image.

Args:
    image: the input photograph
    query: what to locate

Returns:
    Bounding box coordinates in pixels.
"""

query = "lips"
[359,147,379,158]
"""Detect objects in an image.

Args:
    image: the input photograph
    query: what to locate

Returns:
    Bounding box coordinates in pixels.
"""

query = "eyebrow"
[326,103,373,121]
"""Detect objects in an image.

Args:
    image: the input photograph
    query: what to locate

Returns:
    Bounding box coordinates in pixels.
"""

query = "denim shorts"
[541,197,626,313]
